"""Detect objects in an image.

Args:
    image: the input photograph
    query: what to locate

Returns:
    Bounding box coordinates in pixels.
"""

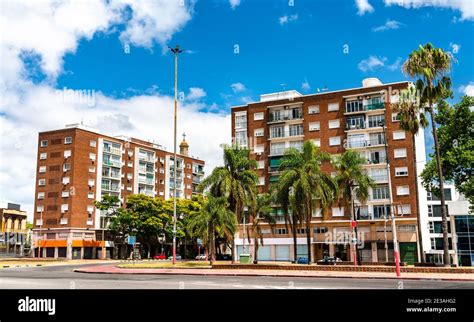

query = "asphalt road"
[0,263,473,289]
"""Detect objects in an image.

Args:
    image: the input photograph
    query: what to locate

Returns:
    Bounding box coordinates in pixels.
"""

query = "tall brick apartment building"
[33,124,205,259]
[231,78,428,263]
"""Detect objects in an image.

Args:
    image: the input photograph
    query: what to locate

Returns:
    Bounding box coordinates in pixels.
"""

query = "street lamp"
[379,121,401,277]
[169,45,183,266]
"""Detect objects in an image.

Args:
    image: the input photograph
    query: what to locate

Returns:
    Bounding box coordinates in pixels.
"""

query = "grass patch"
[118,261,212,269]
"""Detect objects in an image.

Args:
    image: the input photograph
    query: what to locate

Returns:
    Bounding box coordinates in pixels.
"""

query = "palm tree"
[276,141,338,264]
[187,195,236,265]
[246,193,276,264]
[392,84,429,263]
[333,150,375,263]
[199,144,258,262]
[402,43,452,266]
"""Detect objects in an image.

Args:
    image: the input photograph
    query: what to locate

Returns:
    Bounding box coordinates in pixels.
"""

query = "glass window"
[346,115,365,129]
[328,103,339,111]
[394,148,407,158]
[64,137,73,144]
[254,112,264,121]
[289,124,303,136]
[393,131,406,140]
[309,122,320,131]
[372,185,389,200]
[346,100,363,113]
[368,114,385,128]
[270,126,284,138]
[329,136,341,146]
[235,130,248,146]
[308,105,319,114]
[235,114,247,128]
[328,119,340,129]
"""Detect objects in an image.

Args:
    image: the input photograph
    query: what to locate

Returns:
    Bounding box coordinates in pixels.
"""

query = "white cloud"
[0,0,230,220]
[230,82,246,93]
[450,42,461,54]
[301,78,310,91]
[459,82,474,96]
[358,56,387,72]
[229,0,241,10]
[356,0,374,15]
[384,0,474,21]
[387,57,402,71]
[372,19,404,32]
[186,87,207,101]
[279,14,298,25]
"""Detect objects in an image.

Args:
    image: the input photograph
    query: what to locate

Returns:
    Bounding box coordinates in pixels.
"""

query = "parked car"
[296,257,309,264]
[216,254,232,260]
[168,254,182,260]
[317,256,342,264]
[153,253,166,260]
[195,254,207,260]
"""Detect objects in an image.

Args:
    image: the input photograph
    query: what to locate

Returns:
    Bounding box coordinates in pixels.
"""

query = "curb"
[72,268,473,282]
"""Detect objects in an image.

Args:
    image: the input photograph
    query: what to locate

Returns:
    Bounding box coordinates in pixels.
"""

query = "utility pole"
[169,45,183,266]
[380,121,401,277]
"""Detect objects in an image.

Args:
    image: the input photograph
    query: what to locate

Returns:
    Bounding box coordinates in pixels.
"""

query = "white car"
[195,254,207,260]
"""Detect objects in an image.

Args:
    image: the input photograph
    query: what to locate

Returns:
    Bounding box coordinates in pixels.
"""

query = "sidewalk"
[74,264,474,281]
[0,259,121,268]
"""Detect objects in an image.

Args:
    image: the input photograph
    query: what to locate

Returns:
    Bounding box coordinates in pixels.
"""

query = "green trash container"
[239,253,251,264]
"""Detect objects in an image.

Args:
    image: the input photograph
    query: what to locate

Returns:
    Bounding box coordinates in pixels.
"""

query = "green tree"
[333,149,375,263]
[421,96,474,212]
[402,43,453,266]
[392,84,429,263]
[187,195,237,265]
[276,141,338,264]
[199,144,258,262]
[246,193,276,264]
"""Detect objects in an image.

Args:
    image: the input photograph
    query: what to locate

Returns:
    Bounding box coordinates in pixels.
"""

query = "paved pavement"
[0,263,473,289]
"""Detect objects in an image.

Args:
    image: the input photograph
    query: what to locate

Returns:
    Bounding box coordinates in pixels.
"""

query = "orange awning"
[35,240,105,248]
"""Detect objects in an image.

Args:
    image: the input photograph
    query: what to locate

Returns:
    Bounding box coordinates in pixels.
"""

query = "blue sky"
[1,0,473,215]
[54,0,474,109]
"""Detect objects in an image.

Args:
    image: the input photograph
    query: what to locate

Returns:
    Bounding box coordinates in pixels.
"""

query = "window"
[257,160,265,169]
[88,179,95,186]
[373,205,391,219]
[328,102,339,111]
[289,124,303,136]
[88,192,94,199]
[87,205,94,213]
[394,148,407,158]
[39,166,46,173]
[90,140,97,147]
[368,114,384,128]
[428,205,449,217]
[36,205,44,212]
[40,140,48,147]
[159,168,165,174]
[40,153,47,160]
[346,100,363,113]
[64,137,73,144]
[396,185,410,196]
[395,167,408,177]
[127,173,133,180]
[61,204,68,212]
[289,140,303,151]
[274,228,288,235]
[398,225,416,232]
[62,191,70,198]
[308,105,320,114]
[296,228,307,234]
[328,119,340,129]
[314,227,328,234]
[258,176,265,186]
[37,192,45,199]
[270,142,285,155]
[62,177,70,185]
[346,116,365,129]
[372,185,390,200]
[235,113,247,128]
[312,139,321,147]
[427,188,452,201]
[393,131,406,140]
[312,208,322,217]
[270,126,284,138]
[64,150,72,158]
[254,128,264,137]
[254,145,264,154]
[38,179,46,186]
[89,166,95,173]
[329,136,341,146]
[235,130,248,146]
[397,204,411,215]
[309,122,320,131]
[391,113,399,122]
[89,153,96,161]
[332,207,344,217]
[63,163,71,172]
[254,112,264,121]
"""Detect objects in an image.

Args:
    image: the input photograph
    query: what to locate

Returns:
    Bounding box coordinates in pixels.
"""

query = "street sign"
[197,238,202,246]
[127,236,136,245]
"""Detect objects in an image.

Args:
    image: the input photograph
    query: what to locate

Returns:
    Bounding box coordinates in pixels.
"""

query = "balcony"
[101,184,120,192]
[268,109,303,123]
[345,102,385,114]
[102,171,121,179]
[138,155,155,163]
[347,138,386,149]
[366,158,387,165]
[269,129,304,140]
[192,175,201,184]
[103,146,121,155]
[138,166,154,173]
[138,178,155,185]
[139,189,155,197]
[369,174,389,183]
[103,159,121,168]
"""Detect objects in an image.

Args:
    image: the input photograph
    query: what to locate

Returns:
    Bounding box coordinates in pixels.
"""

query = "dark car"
[216,254,232,260]
[296,257,309,264]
